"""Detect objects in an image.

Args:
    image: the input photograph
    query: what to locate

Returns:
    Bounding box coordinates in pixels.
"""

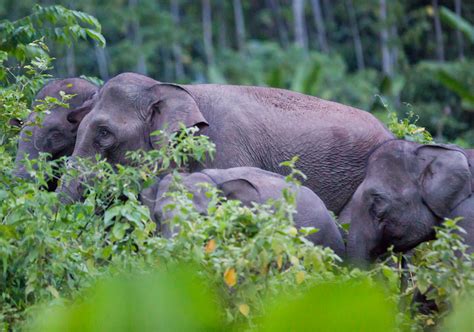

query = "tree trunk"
[345,0,365,70]
[455,0,464,59]
[379,0,392,76]
[233,0,246,53]
[66,45,76,77]
[266,0,289,47]
[128,0,147,75]
[292,0,308,51]
[171,0,185,80]
[65,0,76,77]
[161,48,173,81]
[390,25,399,74]
[94,44,109,81]
[217,2,228,51]
[322,0,334,25]
[432,0,445,61]
[202,0,214,66]
[310,0,329,53]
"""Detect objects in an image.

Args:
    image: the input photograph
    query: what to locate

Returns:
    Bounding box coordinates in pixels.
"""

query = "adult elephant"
[59,72,393,213]
[342,140,474,265]
[13,78,98,187]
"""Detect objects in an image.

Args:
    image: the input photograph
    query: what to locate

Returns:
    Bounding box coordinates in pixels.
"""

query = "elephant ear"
[416,145,472,217]
[218,179,261,207]
[148,83,208,149]
[66,95,96,125]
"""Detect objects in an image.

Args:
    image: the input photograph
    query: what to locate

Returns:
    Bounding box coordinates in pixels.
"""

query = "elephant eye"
[98,127,110,138]
[49,130,64,140]
[370,194,389,220]
[94,126,116,150]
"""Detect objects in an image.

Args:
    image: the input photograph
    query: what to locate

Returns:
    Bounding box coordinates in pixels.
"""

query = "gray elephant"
[59,72,393,213]
[341,140,474,265]
[140,167,345,257]
[14,78,98,186]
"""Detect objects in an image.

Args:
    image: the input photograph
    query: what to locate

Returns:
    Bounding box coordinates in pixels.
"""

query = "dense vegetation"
[0,2,473,331]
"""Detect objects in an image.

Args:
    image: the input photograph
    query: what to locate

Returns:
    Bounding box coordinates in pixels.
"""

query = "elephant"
[140,167,345,257]
[341,140,474,265]
[13,78,98,188]
[58,72,393,213]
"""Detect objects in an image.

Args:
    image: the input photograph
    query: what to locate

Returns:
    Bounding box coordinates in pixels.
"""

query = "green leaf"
[440,6,474,44]
[435,69,474,109]
[112,223,130,240]
[85,28,106,47]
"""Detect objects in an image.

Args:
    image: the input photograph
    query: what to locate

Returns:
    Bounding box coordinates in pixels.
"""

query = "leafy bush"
[387,110,433,144]
[406,218,474,329]
[0,4,105,64]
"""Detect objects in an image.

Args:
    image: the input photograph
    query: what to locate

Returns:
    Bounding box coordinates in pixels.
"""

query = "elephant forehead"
[367,154,407,178]
[368,141,415,173]
[99,83,153,111]
[87,110,142,128]
[35,79,97,103]
[39,117,65,131]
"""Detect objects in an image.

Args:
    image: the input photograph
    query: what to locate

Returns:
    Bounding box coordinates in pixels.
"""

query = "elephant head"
[13,78,98,182]
[344,140,472,265]
[58,72,208,202]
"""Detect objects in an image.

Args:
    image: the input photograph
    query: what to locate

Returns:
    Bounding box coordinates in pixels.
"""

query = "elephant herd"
[13,73,474,266]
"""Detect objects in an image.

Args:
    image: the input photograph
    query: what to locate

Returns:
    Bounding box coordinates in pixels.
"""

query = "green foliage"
[0,4,105,63]
[383,98,433,144]
[0,39,53,150]
[24,219,473,332]
[443,296,474,332]
[419,60,474,111]
[29,270,400,332]
[215,42,379,110]
[29,266,222,332]
[406,218,474,328]
[439,6,474,44]
[259,281,397,331]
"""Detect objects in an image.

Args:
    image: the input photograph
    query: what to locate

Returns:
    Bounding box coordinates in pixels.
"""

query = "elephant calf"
[140,167,345,258]
[341,140,474,265]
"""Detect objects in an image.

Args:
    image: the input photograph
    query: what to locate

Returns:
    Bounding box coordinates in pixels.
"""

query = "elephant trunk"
[347,229,372,269]
[346,214,383,268]
[14,131,40,180]
[57,177,84,204]
[56,158,86,204]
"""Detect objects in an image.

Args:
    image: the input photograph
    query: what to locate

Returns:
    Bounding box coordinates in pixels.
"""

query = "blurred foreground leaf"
[442,297,474,332]
[30,265,222,332]
[259,281,396,331]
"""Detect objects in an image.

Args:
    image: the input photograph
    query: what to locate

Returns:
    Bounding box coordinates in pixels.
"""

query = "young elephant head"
[143,168,345,257]
[14,78,98,181]
[59,72,208,201]
[344,140,472,265]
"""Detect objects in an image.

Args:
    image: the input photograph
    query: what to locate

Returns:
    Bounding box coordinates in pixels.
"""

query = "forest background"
[2,0,473,146]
